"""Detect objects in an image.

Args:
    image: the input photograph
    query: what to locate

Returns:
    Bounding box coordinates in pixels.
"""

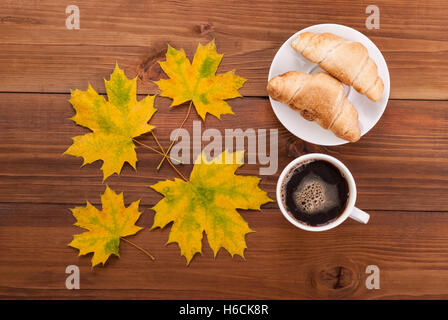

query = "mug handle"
[349,207,370,224]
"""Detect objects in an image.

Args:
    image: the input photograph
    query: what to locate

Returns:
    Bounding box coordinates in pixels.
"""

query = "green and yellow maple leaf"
[154,40,247,120]
[69,186,143,267]
[150,150,272,265]
[65,64,157,180]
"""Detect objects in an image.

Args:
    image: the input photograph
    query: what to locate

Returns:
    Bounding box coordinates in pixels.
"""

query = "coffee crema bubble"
[281,160,349,226]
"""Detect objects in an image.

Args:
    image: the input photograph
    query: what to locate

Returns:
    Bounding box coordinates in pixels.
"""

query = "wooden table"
[0,0,447,300]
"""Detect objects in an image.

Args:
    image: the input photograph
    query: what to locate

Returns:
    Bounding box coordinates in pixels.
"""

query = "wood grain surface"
[0,0,447,99]
[1,0,448,300]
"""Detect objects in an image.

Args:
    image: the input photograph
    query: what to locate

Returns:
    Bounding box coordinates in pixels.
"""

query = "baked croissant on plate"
[291,32,384,102]
[267,71,361,142]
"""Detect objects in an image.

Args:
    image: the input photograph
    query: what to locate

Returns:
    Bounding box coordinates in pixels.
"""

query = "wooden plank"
[0,0,447,99]
[0,93,447,211]
[1,203,448,299]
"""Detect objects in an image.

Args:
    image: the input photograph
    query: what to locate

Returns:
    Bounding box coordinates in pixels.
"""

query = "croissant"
[267,71,361,142]
[291,32,384,102]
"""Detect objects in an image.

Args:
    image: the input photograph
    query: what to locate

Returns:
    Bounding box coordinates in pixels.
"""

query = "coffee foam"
[280,161,308,206]
[291,173,338,214]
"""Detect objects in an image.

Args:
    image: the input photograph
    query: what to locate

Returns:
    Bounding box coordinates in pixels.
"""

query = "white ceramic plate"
[268,24,390,146]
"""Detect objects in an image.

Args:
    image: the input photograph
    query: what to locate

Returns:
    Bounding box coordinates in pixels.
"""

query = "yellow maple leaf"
[65,64,157,180]
[154,40,247,120]
[150,150,272,265]
[69,186,143,267]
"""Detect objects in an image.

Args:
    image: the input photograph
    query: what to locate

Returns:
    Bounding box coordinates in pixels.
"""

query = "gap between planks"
[0,91,447,102]
[0,200,446,214]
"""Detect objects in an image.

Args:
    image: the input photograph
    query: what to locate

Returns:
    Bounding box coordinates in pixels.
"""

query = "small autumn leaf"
[69,186,143,267]
[65,64,157,180]
[150,150,272,265]
[154,40,247,120]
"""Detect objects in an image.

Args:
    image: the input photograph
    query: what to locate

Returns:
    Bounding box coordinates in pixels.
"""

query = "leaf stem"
[165,155,188,182]
[132,138,165,156]
[151,131,168,168]
[133,138,182,164]
[132,137,188,182]
[157,100,192,170]
[121,237,155,261]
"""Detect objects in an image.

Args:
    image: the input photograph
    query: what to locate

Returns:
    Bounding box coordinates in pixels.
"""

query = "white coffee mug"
[276,153,369,231]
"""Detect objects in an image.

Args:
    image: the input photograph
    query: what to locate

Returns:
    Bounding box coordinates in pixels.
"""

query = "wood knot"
[194,23,214,36]
[317,266,354,290]
[288,139,323,158]
[307,258,360,298]
[137,50,165,82]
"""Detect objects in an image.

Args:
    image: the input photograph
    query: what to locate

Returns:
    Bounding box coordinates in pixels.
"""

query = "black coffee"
[282,160,349,226]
